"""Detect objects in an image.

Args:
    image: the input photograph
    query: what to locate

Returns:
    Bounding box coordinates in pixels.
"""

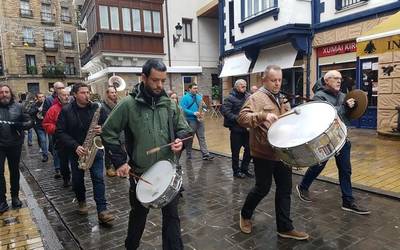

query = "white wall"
[320,0,398,23]
[224,0,311,50]
[163,0,219,67]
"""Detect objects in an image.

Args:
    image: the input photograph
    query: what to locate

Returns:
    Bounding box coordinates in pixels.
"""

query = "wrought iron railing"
[20,9,33,17]
[336,0,368,10]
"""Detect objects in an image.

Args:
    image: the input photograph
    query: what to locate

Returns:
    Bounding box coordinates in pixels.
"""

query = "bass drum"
[268,102,347,168]
[136,160,182,208]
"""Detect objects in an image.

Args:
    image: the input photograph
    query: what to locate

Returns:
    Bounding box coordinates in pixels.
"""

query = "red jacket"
[42,99,62,135]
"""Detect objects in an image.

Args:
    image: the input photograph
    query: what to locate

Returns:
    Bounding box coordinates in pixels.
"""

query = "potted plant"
[27,65,37,74]
[211,85,221,104]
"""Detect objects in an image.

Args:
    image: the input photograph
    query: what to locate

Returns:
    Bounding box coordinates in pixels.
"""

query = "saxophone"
[78,102,104,170]
[197,99,207,122]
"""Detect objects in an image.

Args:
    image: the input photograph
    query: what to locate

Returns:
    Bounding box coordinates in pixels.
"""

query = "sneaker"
[296,185,312,203]
[242,171,254,178]
[202,155,214,161]
[106,168,117,177]
[341,203,371,215]
[278,230,309,240]
[63,179,71,188]
[78,202,88,215]
[239,213,252,234]
[233,172,246,179]
[41,155,48,162]
[28,143,33,146]
[98,211,115,224]
[54,170,61,179]
[0,201,9,213]
[11,197,22,208]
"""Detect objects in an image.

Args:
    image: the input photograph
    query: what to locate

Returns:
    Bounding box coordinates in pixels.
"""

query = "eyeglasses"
[329,77,342,81]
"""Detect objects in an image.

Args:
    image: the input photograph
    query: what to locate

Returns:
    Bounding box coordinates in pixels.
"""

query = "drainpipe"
[165,0,173,90]
[0,1,8,83]
[306,34,312,98]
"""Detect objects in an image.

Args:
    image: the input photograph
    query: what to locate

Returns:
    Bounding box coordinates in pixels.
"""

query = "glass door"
[358,58,378,129]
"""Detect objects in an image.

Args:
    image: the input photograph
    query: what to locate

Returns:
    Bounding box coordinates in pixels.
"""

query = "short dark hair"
[36,92,44,97]
[72,83,89,94]
[106,86,117,94]
[0,84,16,101]
[188,83,197,89]
[142,59,167,77]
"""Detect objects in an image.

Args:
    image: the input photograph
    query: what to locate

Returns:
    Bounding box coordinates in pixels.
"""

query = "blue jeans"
[69,150,107,213]
[27,129,33,144]
[48,134,60,171]
[35,128,48,157]
[299,140,354,205]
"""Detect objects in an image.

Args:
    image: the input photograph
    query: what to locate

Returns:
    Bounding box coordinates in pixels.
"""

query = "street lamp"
[173,22,183,47]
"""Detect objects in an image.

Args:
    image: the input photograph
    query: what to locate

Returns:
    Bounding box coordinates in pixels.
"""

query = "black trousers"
[0,145,22,202]
[58,149,70,181]
[241,157,294,232]
[230,131,251,174]
[125,178,183,250]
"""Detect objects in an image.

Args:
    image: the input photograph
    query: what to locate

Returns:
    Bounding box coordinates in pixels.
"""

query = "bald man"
[296,70,370,215]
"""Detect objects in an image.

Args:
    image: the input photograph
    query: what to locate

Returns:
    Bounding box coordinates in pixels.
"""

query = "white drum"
[136,160,182,208]
[268,102,347,167]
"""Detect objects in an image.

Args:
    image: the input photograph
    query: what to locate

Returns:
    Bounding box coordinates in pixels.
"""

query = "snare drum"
[267,102,347,167]
[136,160,182,208]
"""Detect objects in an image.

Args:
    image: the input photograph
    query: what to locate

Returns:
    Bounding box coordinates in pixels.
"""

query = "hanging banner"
[357,35,400,56]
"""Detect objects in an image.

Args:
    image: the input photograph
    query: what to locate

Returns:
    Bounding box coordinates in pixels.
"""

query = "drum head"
[268,102,337,148]
[136,160,175,204]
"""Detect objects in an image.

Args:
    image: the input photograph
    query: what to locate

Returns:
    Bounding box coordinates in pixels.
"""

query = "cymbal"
[344,89,368,120]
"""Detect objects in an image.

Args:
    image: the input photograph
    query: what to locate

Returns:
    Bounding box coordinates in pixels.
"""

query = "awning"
[167,66,202,73]
[252,43,298,73]
[196,0,218,18]
[219,53,251,78]
[356,11,400,56]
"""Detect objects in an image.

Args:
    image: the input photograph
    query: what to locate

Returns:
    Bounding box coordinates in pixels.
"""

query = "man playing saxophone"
[56,83,114,225]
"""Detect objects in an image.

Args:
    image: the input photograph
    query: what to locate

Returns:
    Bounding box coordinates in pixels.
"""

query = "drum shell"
[272,116,347,167]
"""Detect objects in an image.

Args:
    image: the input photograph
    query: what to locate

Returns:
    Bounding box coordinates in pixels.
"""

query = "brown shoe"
[98,211,115,224]
[239,213,252,234]
[106,168,116,177]
[278,230,309,240]
[78,202,88,215]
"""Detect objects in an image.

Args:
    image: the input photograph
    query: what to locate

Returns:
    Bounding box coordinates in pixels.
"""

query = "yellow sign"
[357,35,400,56]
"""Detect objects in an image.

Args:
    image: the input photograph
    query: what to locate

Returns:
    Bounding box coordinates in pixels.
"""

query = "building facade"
[219,0,312,103]
[0,0,82,95]
[312,0,400,130]
[79,0,220,101]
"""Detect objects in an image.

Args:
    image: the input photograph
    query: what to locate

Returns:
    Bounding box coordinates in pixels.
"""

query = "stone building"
[0,0,82,96]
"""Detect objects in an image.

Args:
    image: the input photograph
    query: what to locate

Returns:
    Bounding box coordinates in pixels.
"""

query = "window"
[65,57,75,75]
[44,30,54,48]
[122,8,131,32]
[153,11,161,34]
[244,0,276,20]
[0,56,3,76]
[46,56,56,65]
[182,75,197,93]
[143,10,152,32]
[182,19,192,41]
[110,7,120,31]
[27,83,39,94]
[229,1,235,43]
[99,5,109,29]
[41,3,52,21]
[61,7,71,22]
[132,9,141,32]
[26,55,36,74]
[64,32,72,48]
[20,0,32,17]
[336,0,368,10]
[22,27,34,43]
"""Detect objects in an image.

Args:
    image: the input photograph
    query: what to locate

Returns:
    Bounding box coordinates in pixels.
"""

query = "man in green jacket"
[102,59,192,250]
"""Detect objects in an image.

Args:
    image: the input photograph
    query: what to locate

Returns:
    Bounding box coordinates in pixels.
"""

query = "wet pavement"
[19,143,400,250]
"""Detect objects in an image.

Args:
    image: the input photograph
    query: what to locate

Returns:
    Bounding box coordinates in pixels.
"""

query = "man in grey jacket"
[296,70,370,215]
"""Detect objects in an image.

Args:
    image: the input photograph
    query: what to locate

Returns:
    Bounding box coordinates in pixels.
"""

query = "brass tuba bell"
[108,75,126,92]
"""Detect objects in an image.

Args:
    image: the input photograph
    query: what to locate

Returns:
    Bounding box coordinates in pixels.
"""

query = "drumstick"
[146,136,193,155]
[129,171,153,186]
[278,108,301,119]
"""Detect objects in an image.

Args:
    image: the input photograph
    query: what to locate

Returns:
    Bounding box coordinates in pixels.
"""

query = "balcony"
[42,64,65,78]
[41,12,55,25]
[64,65,77,75]
[61,15,72,23]
[336,0,369,10]
[20,9,33,18]
[80,46,92,66]
[26,65,38,75]
[64,41,75,49]
[43,39,59,51]
[22,38,36,47]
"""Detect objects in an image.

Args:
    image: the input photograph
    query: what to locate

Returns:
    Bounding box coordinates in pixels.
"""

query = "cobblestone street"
[18,143,400,250]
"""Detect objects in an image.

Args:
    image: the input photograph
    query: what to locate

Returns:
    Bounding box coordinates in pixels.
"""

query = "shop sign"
[317,41,357,57]
[357,35,400,56]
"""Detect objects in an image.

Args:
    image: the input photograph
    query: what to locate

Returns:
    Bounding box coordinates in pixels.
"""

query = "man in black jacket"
[28,92,48,162]
[0,84,33,213]
[221,79,253,179]
[56,83,114,225]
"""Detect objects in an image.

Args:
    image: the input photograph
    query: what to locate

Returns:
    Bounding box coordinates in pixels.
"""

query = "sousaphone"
[344,89,368,120]
[108,75,126,92]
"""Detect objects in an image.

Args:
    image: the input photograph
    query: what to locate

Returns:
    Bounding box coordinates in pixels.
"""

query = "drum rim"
[268,101,339,148]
